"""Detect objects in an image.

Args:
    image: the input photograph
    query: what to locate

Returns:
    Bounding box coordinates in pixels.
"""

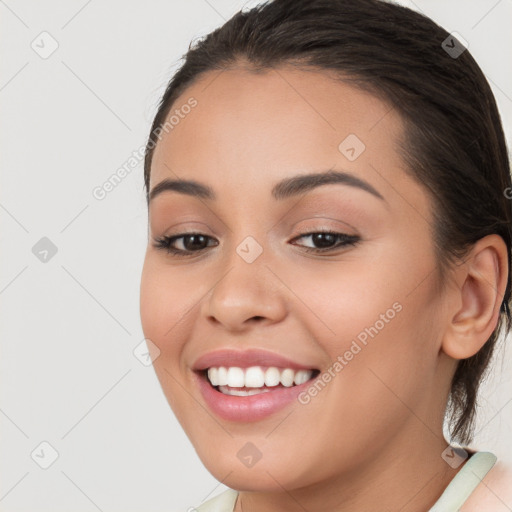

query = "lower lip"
[195,371,316,422]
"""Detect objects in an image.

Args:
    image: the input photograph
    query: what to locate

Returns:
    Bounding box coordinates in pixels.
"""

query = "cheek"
[140,257,193,348]
[282,254,406,344]
[289,245,441,405]
[140,260,197,426]
[139,257,194,409]
[322,278,442,441]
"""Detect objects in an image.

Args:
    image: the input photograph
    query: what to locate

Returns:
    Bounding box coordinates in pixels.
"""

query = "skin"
[139,64,508,511]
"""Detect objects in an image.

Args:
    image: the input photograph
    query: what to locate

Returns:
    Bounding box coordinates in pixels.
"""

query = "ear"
[442,234,509,360]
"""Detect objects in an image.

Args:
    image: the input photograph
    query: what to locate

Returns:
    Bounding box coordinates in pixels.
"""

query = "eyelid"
[288,214,358,233]
[287,219,359,241]
[153,221,216,239]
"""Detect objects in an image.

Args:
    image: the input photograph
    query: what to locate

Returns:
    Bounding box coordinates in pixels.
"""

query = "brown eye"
[290,231,360,253]
[153,233,218,256]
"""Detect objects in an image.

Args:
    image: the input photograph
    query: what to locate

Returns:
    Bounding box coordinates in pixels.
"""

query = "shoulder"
[461,459,512,511]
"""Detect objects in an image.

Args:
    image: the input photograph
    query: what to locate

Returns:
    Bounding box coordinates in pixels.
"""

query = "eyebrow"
[148,169,385,203]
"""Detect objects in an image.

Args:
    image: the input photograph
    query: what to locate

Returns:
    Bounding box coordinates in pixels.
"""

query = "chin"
[195,442,319,493]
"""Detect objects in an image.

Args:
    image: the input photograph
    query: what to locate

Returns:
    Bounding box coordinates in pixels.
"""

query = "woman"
[139,0,512,510]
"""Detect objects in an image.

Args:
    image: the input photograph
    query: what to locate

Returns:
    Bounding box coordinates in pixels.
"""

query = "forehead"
[150,66,405,188]
[150,67,431,228]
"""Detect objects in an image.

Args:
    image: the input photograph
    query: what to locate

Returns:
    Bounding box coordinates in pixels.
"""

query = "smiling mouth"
[201,366,320,396]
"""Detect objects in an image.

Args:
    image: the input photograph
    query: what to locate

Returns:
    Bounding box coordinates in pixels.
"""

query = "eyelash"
[153,230,360,257]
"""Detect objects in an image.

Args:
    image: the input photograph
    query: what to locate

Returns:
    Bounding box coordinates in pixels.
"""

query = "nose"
[201,244,288,332]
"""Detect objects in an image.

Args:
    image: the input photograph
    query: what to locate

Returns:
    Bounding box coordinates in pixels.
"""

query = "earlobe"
[441,234,508,360]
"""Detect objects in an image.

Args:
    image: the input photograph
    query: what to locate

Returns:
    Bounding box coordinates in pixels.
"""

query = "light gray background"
[1,1,511,511]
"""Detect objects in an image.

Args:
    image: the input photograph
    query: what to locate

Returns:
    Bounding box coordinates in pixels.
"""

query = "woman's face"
[140,66,456,491]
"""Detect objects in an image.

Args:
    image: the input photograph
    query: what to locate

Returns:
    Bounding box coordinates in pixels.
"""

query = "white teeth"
[226,367,245,387]
[206,366,314,389]
[217,367,228,386]
[280,368,295,387]
[264,367,281,387]
[217,385,272,396]
[207,367,218,386]
[245,366,265,387]
[293,369,311,385]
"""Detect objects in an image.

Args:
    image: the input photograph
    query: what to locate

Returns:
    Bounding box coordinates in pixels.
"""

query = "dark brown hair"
[143,0,512,445]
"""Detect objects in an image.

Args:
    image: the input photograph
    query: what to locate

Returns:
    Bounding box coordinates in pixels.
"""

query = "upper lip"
[192,348,317,371]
